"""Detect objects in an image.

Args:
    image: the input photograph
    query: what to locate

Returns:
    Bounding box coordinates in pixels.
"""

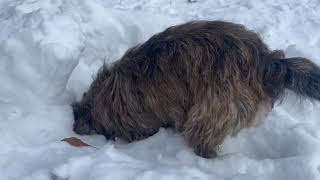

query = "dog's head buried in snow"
[72,21,320,158]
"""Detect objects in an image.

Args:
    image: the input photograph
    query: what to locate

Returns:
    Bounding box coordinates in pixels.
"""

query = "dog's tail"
[264,53,320,100]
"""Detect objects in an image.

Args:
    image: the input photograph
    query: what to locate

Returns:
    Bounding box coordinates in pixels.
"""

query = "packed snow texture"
[1,0,320,179]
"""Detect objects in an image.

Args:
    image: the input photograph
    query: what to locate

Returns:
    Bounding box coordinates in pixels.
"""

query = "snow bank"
[0,0,320,179]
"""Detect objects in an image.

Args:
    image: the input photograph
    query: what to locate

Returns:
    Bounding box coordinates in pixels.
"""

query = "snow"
[0,0,320,179]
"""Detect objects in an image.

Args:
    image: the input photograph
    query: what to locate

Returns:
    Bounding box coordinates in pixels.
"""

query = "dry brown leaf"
[61,137,91,147]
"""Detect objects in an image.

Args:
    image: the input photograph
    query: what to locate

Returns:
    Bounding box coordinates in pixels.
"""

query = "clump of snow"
[1,0,320,180]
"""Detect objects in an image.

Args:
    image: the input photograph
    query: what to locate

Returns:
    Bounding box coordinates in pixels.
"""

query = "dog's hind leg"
[182,92,243,158]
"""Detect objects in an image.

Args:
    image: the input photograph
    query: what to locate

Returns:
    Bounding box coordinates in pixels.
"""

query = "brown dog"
[72,21,320,158]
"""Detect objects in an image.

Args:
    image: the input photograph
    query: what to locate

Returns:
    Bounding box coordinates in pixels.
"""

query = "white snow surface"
[1,0,320,179]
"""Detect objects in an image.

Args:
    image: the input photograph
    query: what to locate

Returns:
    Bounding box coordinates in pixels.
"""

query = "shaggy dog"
[72,21,320,158]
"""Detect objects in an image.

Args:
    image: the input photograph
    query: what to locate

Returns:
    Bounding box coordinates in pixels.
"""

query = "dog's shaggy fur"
[72,21,320,158]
